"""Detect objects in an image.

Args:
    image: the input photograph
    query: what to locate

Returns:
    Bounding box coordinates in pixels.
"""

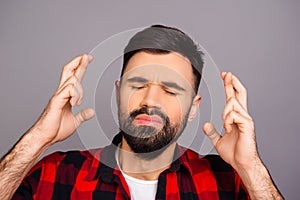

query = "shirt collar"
[84,132,193,183]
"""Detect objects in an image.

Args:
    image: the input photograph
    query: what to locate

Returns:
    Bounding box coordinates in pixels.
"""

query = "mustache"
[130,107,168,124]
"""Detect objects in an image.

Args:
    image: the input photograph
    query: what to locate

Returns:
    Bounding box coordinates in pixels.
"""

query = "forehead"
[123,51,194,87]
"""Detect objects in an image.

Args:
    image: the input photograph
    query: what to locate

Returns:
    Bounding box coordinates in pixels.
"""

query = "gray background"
[0,0,299,199]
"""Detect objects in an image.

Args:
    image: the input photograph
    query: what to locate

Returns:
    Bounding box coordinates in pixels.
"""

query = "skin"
[116,52,200,177]
[204,72,283,199]
[0,53,283,199]
[0,54,95,200]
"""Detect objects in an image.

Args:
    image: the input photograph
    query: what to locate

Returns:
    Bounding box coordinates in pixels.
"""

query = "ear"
[115,80,120,104]
[188,95,201,122]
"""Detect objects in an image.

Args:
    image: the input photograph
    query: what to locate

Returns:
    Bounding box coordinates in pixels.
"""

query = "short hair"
[121,24,204,93]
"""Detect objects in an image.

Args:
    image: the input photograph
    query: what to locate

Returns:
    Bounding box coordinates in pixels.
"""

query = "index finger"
[222,72,235,102]
[59,55,82,88]
[232,74,248,111]
[74,54,93,82]
[221,72,248,111]
[59,54,93,88]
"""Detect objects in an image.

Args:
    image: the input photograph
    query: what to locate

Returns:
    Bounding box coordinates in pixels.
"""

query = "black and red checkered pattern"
[13,133,250,200]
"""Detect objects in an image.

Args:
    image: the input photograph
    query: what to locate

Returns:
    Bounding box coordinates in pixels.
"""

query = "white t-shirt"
[115,148,158,200]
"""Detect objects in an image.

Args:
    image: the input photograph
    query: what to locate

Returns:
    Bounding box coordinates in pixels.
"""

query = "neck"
[118,137,176,181]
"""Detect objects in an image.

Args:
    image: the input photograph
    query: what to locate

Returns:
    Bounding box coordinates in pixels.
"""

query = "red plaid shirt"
[13,133,250,200]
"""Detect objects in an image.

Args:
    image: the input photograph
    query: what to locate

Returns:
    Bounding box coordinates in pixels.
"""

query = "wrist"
[21,126,52,156]
[235,157,266,185]
[235,160,283,199]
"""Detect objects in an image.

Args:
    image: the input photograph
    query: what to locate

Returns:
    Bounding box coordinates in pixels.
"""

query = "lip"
[134,114,164,127]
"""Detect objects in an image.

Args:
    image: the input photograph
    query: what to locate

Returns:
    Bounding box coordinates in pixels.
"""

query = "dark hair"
[121,24,204,93]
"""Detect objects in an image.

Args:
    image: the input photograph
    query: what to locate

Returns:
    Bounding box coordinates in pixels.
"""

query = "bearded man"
[0,25,283,200]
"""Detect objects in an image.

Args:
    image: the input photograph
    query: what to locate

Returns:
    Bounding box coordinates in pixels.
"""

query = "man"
[0,25,283,199]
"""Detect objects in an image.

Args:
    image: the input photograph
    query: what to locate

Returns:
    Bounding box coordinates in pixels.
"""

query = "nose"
[139,84,162,109]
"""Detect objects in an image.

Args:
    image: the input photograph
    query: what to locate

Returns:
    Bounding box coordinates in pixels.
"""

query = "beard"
[119,106,188,160]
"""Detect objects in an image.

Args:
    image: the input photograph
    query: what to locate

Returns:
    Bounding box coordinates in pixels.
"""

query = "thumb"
[203,122,221,147]
[75,108,95,127]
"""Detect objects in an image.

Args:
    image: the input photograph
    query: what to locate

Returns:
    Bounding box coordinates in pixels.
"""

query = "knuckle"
[228,110,236,118]
[77,81,83,89]
[68,85,76,96]
[63,64,69,70]
[70,75,76,81]
[229,96,237,103]
[67,81,75,88]
[248,119,254,129]
[241,87,247,94]
[72,76,80,86]
[228,110,235,115]
[77,113,85,123]
[245,122,254,132]
[81,111,87,120]
[50,95,58,103]
[67,75,78,85]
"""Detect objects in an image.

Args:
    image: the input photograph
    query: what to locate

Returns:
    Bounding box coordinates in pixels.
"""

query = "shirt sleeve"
[11,151,77,200]
[11,162,43,200]
[205,154,251,200]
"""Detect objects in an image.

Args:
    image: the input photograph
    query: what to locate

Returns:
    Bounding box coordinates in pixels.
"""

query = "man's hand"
[33,54,95,145]
[203,72,258,171]
[203,72,283,199]
[0,54,95,200]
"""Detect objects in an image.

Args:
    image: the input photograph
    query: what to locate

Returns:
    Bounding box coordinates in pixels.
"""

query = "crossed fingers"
[221,72,253,133]
[56,54,93,106]
[222,72,247,110]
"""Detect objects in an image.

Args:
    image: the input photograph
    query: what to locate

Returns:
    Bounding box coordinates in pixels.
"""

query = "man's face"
[117,51,200,159]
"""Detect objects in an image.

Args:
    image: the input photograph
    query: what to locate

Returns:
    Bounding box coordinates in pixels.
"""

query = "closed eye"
[164,89,177,96]
[131,85,145,89]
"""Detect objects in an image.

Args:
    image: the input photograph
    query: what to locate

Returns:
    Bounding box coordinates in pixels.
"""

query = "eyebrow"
[161,81,186,91]
[127,77,149,83]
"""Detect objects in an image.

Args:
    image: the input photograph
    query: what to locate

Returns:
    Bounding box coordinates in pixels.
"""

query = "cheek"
[127,93,143,112]
[167,97,192,124]
[119,89,142,114]
[165,105,182,124]
[161,96,189,125]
